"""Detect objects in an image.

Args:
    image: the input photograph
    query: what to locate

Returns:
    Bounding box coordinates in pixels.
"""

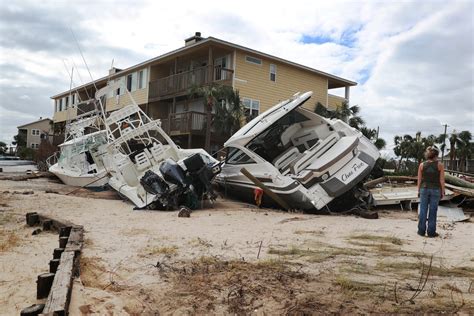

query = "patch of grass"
[377,260,421,272]
[377,260,474,278]
[350,234,403,245]
[160,257,308,314]
[441,283,463,293]
[347,240,401,254]
[431,265,474,278]
[340,261,369,274]
[189,237,213,248]
[294,229,325,236]
[255,258,285,268]
[0,230,20,252]
[144,246,178,256]
[334,275,379,296]
[0,212,16,225]
[268,244,362,263]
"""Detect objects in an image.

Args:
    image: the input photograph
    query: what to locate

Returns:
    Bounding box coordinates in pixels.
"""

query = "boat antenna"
[69,58,91,100]
[70,28,98,92]
[69,27,107,121]
[61,61,78,100]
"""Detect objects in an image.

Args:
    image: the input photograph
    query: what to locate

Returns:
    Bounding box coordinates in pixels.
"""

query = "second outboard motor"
[140,170,169,195]
[182,153,206,172]
[159,159,187,187]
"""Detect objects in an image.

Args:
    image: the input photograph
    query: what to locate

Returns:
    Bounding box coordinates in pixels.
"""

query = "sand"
[0,177,473,314]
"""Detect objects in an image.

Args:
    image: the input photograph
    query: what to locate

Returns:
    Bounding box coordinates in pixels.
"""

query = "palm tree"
[457,131,472,172]
[394,134,414,171]
[373,138,386,150]
[315,100,365,130]
[448,131,459,170]
[189,84,243,152]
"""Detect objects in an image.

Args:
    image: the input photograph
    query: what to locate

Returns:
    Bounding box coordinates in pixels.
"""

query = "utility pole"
[376,126,379,139]
[441,124,448,164]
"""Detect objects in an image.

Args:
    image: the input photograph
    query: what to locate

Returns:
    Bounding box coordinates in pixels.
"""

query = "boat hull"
[49,164,109,188]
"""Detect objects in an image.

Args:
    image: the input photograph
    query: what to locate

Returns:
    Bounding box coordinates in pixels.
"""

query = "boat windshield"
[59,132,107,165]
[118,129,169,157]
[246,110,309,162]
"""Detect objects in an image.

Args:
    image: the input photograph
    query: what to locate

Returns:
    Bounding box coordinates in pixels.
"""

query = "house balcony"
[149,65,233,101]
[160,111,211,136]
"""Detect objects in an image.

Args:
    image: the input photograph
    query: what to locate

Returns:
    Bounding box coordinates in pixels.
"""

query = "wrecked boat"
[95,81,221,209]
[48,105,109,188]
[215,91,380,211]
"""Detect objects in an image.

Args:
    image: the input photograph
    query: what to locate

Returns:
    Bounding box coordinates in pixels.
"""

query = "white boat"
[215,91,380,211]
[48,102,109,188]
[95,81,221,209]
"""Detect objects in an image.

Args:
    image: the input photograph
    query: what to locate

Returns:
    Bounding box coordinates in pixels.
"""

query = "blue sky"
[0,0,472,157]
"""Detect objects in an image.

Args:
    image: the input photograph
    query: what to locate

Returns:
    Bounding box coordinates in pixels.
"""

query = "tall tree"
[448,131,459,170]
[315,102,385,149]
[0,141,7,155]
[315,101,365,130]
[189,84,243,152]
[456,131,472,172]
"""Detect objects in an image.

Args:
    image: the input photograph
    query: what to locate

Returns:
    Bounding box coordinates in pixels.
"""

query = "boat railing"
[46,151,60,168]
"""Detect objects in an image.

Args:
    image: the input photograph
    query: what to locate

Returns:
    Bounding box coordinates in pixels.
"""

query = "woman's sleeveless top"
[421,161,440,189]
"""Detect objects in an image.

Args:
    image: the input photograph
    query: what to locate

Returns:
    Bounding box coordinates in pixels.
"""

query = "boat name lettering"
[341,162,365,182]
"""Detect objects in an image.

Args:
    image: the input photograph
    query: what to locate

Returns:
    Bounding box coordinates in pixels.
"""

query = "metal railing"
[149,65,233,99]
[161,111,211,135]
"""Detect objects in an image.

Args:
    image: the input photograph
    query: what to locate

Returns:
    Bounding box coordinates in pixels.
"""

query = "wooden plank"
[65,226,84,253]
[240,167,291,211]
[42,251,75,315]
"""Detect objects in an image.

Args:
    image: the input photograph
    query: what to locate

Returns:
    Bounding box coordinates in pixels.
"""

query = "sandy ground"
[1,177,473,315]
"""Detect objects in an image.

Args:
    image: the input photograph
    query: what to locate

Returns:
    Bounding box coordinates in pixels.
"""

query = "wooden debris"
[20,304,45,316]
[37,272,55,299]
[42,251,75,315]
[27,213,39,226]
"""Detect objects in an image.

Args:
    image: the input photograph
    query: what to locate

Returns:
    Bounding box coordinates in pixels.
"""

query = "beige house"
[51,33,356,151]
[17,118,53,150]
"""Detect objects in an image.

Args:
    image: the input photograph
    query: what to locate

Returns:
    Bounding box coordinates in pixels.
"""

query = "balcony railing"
[161,111,212,135]
[149,65,233,100]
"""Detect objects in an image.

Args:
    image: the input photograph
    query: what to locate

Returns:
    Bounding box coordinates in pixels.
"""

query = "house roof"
[17,118,52,129]
[51,36,356,99]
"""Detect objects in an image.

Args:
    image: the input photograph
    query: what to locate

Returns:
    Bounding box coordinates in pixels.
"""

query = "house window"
[31,129,40,136]
[31,143,39,149]
[245,56,262,65]
[127,74,133,92]
[65,96,69,109]
[72,93,76,105]
[114,77,125,96]
[59,98,63,111]
[138,69,147,89]
[242,98,260,119]
[270,64,277,82]
[226,147,256,165]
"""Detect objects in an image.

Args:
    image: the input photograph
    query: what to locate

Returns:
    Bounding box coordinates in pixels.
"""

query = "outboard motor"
[140,170,169,195]
[182,153,206,172]
[159,159,187,187]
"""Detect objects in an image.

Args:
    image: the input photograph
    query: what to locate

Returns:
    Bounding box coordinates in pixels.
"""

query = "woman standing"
[417,146,445,237]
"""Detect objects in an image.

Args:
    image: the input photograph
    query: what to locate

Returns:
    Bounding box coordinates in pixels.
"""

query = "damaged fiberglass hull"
[96,81,221,209]
[216,91,380,211]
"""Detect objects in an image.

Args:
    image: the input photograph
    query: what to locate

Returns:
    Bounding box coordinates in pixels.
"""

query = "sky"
[0,0,473,157]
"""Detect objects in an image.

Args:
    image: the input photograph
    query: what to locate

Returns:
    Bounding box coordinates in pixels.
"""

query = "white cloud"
[0,0,472,155]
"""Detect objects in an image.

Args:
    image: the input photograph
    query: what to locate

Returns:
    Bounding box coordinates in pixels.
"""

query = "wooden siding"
[233,50,328,113]
[328,94,347,110]
[105,88,149,112]
[53,107,77,123]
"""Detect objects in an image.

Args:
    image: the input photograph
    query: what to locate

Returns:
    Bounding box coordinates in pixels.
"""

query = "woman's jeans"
[418,188,440,236]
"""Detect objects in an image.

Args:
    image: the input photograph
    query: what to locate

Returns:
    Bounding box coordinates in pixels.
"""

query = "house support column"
[188,133,192,149]
[204,45,213,153]
[208,46,213,83]
[345,86,350,103]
